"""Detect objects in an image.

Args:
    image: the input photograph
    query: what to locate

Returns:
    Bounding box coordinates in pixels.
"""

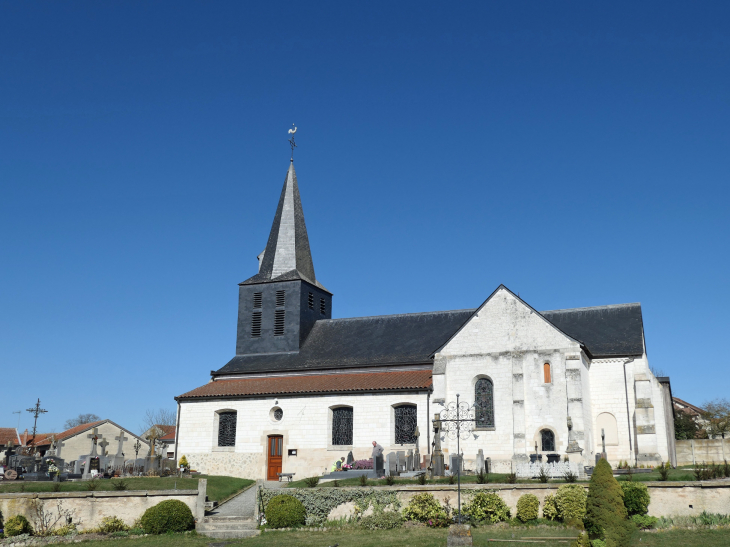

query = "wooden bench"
[277,472,295,482]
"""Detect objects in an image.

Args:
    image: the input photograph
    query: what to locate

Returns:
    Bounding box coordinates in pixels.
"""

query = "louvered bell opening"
[308,292,314,310]
[274,309,285,336]
[253,292,262,309]
[275,290,285,307]
[320,298,326,315]
[251,311,262,337]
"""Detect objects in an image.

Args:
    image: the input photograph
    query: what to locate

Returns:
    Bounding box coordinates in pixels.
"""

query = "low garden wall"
[0,480,206,532]
[261,481,730,522]
[676,439,730,465]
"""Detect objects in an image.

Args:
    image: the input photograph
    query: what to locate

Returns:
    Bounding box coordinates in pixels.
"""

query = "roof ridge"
[315,308,477,323]
[541,302,641,314]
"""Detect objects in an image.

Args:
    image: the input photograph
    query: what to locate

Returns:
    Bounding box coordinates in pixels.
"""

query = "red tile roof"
[156,425,176,441]
[0,428,19,446]
[178,370,433,400]
[34,421,105,446]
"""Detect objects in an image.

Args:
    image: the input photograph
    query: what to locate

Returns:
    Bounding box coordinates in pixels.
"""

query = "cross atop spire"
[241,161,326,290]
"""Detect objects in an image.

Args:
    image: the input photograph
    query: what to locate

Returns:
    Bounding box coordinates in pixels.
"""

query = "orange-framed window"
[543,363,552,384]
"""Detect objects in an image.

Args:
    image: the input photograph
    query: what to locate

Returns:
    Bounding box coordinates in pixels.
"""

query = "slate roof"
[541,303,645,358]
[214,309,475,376]
[178,370,433,400]
[242,162,326,290]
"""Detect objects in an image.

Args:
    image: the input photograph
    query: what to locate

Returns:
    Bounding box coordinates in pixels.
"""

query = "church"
[175,157,676,480]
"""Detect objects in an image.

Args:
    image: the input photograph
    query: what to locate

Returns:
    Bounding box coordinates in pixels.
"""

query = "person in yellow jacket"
[330,457,345,472]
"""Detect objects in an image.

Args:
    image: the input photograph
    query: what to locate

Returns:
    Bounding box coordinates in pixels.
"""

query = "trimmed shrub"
[620,482,650,516]
[555,484,587,522]
[506,473,517,484]
[462,491,510,523]
[584,459,634,546]
[303,476,320,488]
[140,500,195,534]
[516,494,539,522]
[570,531,591,547]
[264,494,306,529]
[98,516,129,534]
[543,493,559,520]
[630,514,658,530]
[359,510,403,530]
[403,493,447,523]
[5,515,33,537]
[178,455,189,469]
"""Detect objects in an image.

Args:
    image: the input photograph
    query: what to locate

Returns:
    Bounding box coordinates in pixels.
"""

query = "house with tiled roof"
[176,156,676,480]
[0,428,20,456]
[32,420,148,464]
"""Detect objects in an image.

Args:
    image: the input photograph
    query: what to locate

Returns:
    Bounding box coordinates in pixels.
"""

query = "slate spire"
[242,161,325,289]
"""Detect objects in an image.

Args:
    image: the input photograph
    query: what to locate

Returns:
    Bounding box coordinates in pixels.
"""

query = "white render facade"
[175,161,675,480]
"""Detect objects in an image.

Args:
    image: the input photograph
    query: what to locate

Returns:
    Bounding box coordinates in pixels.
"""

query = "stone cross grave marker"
[112,429,128,469]
[413,426,421,471]
[346,450,354,466]
[83,428,104,478]
[56,440,66,459]
[99,439,110,456]
[406,449,414,472]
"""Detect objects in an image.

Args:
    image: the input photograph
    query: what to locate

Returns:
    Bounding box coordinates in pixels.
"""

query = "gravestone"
[386,452,396,476]
[73,459,83,474]
[83,427,104,479]
[450,454,462,475]
[112,429,128,469]
[413,426,421,474]
[447,524,473,546]
[375,454,384,476]
[476,449,485,473]
[145,429,161,472]
[396,450,405,473]
[430,413,445,477]
[346,451,354,466]
[406,449,414,472]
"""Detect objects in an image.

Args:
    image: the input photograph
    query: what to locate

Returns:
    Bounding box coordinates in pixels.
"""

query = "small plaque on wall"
[288,449,297,456]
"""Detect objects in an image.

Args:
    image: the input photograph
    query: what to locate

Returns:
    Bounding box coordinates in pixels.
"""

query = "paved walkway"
[212,481,284,518]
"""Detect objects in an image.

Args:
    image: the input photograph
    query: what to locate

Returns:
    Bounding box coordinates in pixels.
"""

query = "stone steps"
[196,517,260,539]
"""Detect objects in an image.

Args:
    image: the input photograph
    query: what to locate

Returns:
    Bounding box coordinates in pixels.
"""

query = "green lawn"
[55,527,730,547]
[0,475,253,504]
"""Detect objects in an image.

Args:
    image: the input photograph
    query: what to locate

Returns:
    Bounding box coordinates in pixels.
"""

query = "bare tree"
[701,398,730,439]
[140,408,176,434]
[63,413,101,429]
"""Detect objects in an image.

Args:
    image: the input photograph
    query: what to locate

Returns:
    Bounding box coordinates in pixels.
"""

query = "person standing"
[372,441,384,476]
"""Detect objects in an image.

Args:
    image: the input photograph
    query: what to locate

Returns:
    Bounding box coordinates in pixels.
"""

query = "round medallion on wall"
[270,407,283,422]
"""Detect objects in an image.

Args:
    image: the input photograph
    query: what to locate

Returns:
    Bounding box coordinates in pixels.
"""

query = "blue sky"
[1,1,728,434]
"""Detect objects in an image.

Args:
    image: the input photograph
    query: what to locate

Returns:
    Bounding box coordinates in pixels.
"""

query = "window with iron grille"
[253,292,262,308]
[217,412,237,447]
[331,407,353,446]
[394,405,417,444]
[541,429,555,452]
[320,298,326,315]
[251,311,262,337]
[308,292,314,309]
[475,378,495,428]
[274,309,285,336]
[275,290,285,307]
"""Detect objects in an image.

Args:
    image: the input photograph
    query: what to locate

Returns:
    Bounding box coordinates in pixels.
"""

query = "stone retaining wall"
[272,481,730,521]
[0,480,206,532]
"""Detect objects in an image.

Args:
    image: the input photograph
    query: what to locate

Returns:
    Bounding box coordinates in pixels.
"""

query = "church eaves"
[241,162,326,291]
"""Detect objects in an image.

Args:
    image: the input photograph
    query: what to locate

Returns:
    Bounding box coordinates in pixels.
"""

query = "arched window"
[540,429,555,452]
[475,378,495,428]
[394,405,417,445]
[332,407,353,446]
[543,363,552,384]
[217,411,237,447]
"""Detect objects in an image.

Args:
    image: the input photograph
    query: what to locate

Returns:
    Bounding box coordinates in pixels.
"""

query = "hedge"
[140,500,195,534]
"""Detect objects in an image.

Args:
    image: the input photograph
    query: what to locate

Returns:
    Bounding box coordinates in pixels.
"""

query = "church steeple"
[235,158,332,357]
[242,161,325,290]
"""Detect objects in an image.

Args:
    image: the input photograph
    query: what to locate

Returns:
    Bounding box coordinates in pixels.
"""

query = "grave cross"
[146,429,160,457]
[115,429,128,457]
[98,439,110,457]
[56,440,66,459]
[87,427,104,458]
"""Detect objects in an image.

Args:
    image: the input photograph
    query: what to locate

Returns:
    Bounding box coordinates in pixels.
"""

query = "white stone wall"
[178,391,430,479]
[434,288,588,471]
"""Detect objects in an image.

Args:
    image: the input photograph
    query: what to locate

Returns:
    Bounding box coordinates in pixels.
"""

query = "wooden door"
[267,436,283,480]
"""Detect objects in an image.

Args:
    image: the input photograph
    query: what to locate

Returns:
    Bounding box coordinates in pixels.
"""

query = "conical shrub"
[584,458,634,546]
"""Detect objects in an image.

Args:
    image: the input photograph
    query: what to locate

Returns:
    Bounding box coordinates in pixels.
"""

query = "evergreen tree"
[584,458,635,547]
